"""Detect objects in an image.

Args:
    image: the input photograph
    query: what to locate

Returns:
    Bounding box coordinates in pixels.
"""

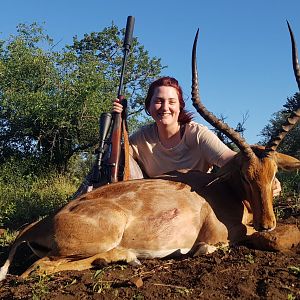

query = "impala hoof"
[193,242,218,256]
[129,258,142,266]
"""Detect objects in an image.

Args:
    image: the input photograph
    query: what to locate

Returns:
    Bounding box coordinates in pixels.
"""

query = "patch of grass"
[92,264,127,294]
[277,171,300,198]
[132,293,144,300]
[288,266,300,277]
[175,286,193,296]
[30,273,52,300]
[273,172,300,220]
[287,293,296,300]
[217,244,231,255]
[274,206,286,219]
[245,254,255,264]
[0,229,17,247]
[274,194,300,220]
[153,283,193,297]
[64,278,77,288]
[0,161,77,228]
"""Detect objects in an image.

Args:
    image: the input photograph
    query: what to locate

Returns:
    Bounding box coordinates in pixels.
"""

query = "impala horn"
[265,21,300,152]
[191,29,256,160]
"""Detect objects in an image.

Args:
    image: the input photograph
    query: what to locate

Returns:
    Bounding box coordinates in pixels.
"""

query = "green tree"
[210,112,249,151]
[260,93,300,158]
[70,23,163,118]
[0,22,164,172]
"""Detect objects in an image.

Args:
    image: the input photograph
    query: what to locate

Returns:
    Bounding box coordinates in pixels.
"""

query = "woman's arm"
[218,148,237,167]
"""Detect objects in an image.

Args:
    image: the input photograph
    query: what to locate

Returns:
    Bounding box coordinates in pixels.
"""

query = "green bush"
[0,158,77,228]
[277,170,300,198]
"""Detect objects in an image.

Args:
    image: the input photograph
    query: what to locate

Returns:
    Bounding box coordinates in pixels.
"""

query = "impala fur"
[1,23,300,280]
[191,23,300,231]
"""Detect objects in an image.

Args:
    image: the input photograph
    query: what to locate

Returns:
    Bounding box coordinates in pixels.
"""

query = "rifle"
[91,16,135,185]
[108,16,135,183]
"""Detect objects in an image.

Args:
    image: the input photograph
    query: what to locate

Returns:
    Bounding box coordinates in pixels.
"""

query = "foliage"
[31,273,52,300]
[259,93,300,158]
[257,93,300,196]
[0,157,77,228]
[0,22,164,172]
[276,170,300,197]
[92,265,127,294]
[0,21,163,230]
[210,112,249,151]
[0,229,17,246]
[288,265,300,277]
[70,23,163,114]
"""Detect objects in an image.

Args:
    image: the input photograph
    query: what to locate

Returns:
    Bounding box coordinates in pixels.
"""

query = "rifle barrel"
[123,16,135,50]
[117,16,135,97]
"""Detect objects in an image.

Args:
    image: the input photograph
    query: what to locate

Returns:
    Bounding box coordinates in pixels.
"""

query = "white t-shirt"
[129,121,232,177]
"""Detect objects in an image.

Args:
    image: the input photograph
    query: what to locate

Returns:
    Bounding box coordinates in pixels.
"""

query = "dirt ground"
[0,198,299,300]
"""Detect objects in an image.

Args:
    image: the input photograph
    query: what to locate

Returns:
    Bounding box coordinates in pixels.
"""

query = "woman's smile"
[149,86,180,127]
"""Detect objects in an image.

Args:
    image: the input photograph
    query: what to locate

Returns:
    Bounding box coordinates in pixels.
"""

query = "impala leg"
[190,203,229,256]
[21,247,140,278]
[21,257,68,278]
[191,242,219,256]
[242,223,300,252]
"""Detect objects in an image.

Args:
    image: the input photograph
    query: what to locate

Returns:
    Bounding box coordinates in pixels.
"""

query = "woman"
[114,76,281,195]
[115,76,235,176]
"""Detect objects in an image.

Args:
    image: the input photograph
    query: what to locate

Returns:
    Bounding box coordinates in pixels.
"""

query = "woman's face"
[149,86,180,127]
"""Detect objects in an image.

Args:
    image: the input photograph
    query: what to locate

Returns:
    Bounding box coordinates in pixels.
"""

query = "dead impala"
[0,22,300,280]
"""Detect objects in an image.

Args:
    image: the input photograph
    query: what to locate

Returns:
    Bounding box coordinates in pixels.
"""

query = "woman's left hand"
[272,177,281,197]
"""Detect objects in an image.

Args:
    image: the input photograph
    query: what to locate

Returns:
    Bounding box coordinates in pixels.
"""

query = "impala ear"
[275,152,300,171]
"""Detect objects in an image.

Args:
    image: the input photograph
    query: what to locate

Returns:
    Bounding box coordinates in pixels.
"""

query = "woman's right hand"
[112,98,124,114]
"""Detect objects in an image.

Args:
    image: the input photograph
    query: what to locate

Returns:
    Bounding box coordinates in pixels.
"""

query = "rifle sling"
[122,117,130,181]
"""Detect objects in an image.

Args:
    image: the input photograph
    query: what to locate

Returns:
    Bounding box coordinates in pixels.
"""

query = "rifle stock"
[108,97,126,183]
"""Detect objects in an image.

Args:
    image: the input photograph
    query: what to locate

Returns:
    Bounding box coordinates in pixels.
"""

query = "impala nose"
[255,218,276,232]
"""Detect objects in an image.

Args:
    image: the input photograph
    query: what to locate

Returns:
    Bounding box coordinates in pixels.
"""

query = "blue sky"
[1,0,299,144]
